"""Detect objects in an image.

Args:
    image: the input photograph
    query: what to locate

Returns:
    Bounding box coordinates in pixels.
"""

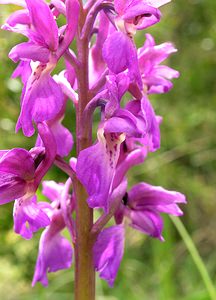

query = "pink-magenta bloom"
[93,225,125,287]
[32,210,73,286]
[138,33,180,94]
[76,75,161,212]
[2,0,79,137]
[15,64,64,137]
[0,123,56,238]
[114,0,163,31]
[32,179,73,286]
[77,130,125,212]
[125,96,161,152]
[13,195,50,239]
[0,148,36,204]
[102,31,142,89]
[125,182,186,240]
[36,101,73,157]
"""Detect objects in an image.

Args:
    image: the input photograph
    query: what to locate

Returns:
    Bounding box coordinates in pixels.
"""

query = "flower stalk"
[74,5,95,299]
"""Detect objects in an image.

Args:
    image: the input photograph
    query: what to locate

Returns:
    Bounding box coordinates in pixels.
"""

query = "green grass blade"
[170,216,216,300]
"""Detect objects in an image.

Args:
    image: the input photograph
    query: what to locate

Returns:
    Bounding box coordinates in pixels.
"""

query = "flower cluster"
[0,0,185,288]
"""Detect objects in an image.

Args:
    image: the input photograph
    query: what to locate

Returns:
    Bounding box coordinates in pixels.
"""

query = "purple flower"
[138,34,180,94]
[113,148,146,190]
[32,178,74,286]
[15,63,64,137]
[32,210,73,286]
[36,101,73,157]
[6,0,59,56]
[114,0,169,32]
[2,0,79,137]
[0,148,36,204]
[125,182,186,240]
[102,31,142,89]
[0,123,56,238]
[77,129,125,212]
[13,195,50,239]
[42,180,65,203]
[125,96,161,152]
[77,77,160,212]
[12,60,31,84]
[0,148,51,239]
[93,225,125,287]
[42,179,75,220]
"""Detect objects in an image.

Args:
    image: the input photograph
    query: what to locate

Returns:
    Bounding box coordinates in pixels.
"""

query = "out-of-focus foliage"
[0,0,216,299]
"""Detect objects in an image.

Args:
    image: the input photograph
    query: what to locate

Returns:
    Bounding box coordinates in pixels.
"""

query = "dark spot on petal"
[122,192,128,206]
[123,141,128,153]
[133,13,152,25]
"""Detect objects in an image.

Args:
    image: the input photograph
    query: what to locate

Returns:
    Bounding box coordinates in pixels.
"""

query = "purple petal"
[5,9,30,26]
[0,172,26,204]
[139,35,178,66]
[104,74,130,119]
[130,209,164,240]
[32,232,72,286]
[26,0,58,50]
[156,203,184,216]
[34,122,57,185]
[42,180,64,202]
[32,211,73,286]
[36,120,73,157]
[114,0,125,15]
[103,32,130,74]
[16,71,64,137]
[76,131,124,212]
[51,0,66,15]
[93,225,125,287]
[113,149,146,189]
[65,58,76,87]
[106,73,129,102]
[9,42,50,63]
[0,150,8,159]
[104,110,140,137]
[103,32,142,88]
[53,71,78,104]
[153,65,180,80]
[13,195,50,239]
[141,96,160,151]
[128,182,186,208]
[123,2,161,30]
[50,122,73,157]
[1,22,43,45]
[138,34,179,94]
[0,148,35,179]
[12,61,32,84]
[125,97,160,151]
[61,0,79,49]
[111,179,128,224]
[146,75,173,94]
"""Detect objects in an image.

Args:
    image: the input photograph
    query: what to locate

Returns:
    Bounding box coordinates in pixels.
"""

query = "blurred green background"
[0,0,216,299]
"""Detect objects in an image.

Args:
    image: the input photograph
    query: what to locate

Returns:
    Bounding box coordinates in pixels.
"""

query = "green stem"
[74,5,95,300]
[170,216,216,300]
